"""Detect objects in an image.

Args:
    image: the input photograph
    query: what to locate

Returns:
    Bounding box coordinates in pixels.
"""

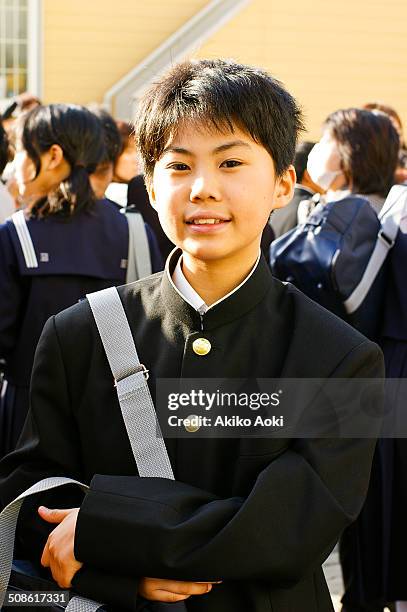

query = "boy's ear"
[273,165,296,210]
[148,184,157,210]
[44,144,65,171]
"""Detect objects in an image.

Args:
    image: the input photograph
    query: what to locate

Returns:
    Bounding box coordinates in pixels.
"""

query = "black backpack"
[269,186,407,339]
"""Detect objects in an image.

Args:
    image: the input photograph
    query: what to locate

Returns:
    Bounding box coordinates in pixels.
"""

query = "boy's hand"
[139,578,219,602]
[38,506,82,588]
[38,506,221,601]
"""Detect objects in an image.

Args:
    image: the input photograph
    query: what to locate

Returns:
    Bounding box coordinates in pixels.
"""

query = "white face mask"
[307,140,342,191]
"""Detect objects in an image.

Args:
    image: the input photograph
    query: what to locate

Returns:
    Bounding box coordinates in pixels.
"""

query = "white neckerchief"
[0,182,15,224]
[171,251,261,315]
[325,188,351,203]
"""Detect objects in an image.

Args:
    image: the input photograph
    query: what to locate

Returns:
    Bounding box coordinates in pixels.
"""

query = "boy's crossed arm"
[39,342,383,593]
[0,316,215,608]
[38,504,217,603]
[38,505,218,603]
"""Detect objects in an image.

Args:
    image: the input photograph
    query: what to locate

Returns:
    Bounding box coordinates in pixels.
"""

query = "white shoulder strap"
[379,184,407,231]
[0,288,174,609]
[344,185,407,314]
[11,210,38,268]
[86,286,174,480]
[0,477,102,612]
[125,212,152,283]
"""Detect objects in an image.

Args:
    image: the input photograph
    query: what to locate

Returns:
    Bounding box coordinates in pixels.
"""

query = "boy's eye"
[167,162,190,171]
[221,159,242,168]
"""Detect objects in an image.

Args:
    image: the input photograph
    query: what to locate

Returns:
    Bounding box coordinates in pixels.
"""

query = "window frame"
[27,0,42,97]
[0,0,41,98]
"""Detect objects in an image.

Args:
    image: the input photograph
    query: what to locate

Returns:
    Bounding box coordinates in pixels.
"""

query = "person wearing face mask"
[298,108,399,224]
[302,110,400,612]
[306,134,343,189]
[270,110,399,610]
[105,120,139,208]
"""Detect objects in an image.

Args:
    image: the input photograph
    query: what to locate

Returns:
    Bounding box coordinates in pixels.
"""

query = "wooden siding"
[42,0,207,105]
[42,0,407,140]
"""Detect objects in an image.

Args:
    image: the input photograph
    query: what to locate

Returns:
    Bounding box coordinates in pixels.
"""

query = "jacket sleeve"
[74,340,384,587]
[0,316,139,611]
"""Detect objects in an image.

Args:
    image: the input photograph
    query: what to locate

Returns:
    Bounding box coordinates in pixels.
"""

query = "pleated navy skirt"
[340,338,407,609]
[0,381,29,460]
[381,339,407,600]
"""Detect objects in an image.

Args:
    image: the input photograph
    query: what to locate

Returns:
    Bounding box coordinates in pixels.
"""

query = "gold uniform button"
[184,415,200,433]
[192,338,212,356]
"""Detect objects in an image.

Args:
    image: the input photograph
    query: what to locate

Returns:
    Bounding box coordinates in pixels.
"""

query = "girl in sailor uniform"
[0,104,162,458]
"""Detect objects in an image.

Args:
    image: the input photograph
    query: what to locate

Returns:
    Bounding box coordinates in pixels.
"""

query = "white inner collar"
[170,251,261,315]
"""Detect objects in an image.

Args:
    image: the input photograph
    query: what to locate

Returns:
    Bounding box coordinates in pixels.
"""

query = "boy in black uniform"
[0,59,383,611]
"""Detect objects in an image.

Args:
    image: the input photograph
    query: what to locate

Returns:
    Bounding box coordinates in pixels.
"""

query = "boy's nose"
[190,175,221,202]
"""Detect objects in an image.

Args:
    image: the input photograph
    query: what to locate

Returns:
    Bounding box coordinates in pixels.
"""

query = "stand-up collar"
[161,248,273,331]
[172,251,261,315]
[172,256,208,315]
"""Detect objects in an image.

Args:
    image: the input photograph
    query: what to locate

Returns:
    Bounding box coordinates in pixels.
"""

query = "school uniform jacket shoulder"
[0,200,162,386]
[0,252,384,612]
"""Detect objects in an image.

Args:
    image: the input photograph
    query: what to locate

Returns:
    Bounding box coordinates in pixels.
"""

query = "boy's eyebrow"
[162,146,191,156]
[213,140,252,154]
[162,140,252,156]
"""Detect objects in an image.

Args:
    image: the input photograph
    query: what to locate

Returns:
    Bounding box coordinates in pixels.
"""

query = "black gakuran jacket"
[0,251,383,612]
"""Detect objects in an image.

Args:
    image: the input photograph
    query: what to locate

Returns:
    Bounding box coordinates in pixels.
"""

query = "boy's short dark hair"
[324,108,399,197]
[135,59,304,185]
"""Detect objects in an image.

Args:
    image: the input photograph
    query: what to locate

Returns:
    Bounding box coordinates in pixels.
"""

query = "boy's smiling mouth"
[185,214,231,233]
[185,212,231,226]
[187,218,225,225]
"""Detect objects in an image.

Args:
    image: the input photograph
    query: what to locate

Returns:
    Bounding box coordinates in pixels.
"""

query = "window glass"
[0,0,28,96]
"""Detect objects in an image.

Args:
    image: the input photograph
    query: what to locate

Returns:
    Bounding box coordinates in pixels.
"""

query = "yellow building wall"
[196,0,407,140]
[42,0,407,141]
[42,0,208,105]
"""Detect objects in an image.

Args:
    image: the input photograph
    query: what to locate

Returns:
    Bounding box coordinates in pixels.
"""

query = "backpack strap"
[125,212,152,283]
[65,596,102,612]
[11,210,38,269]
[86,287,174,480]
[0,476,102,612]
[344,185,407,314]
[0,287,174,610]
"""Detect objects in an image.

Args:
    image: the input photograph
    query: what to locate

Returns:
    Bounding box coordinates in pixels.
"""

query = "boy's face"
[149,121,295,265]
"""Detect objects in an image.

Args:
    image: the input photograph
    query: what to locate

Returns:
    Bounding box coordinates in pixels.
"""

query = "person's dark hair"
[17,93,41,113]
[21,104,106,217]
[90,107,122,164]
[294,141,315,183]
[116,120,134,151]
[324,108,399,197]
[0,119,10,174]
[362,101,405,150]
[135,58,304,186]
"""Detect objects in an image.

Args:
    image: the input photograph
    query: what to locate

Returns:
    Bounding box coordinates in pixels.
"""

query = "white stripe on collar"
[169,250,261,315]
